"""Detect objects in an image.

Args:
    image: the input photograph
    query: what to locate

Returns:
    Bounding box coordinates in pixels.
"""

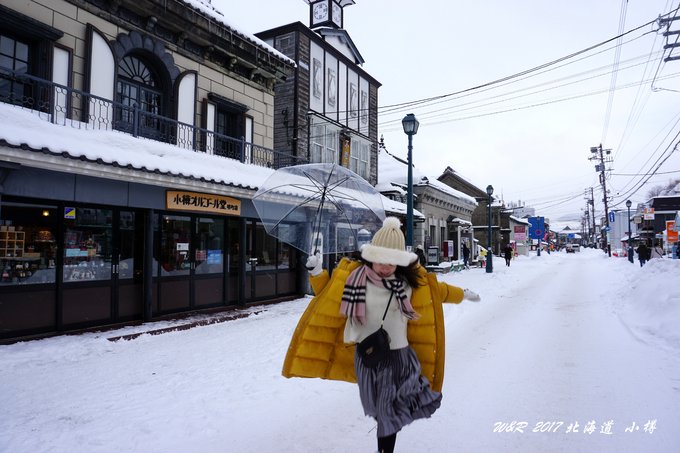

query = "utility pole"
[589,144,612,256]
[659,14,680,62]
[589,187,596,246]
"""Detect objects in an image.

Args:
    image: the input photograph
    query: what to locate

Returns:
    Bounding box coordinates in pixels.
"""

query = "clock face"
[313,2,329,23]
[331,2,342,27]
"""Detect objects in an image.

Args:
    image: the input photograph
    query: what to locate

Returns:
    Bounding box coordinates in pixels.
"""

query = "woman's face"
[372,262,397,278]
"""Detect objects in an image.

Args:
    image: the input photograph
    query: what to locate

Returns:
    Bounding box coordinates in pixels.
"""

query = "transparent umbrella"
[252,163,385,255]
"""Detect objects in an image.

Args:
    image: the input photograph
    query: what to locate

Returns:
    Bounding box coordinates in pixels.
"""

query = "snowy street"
[1,249,679,453]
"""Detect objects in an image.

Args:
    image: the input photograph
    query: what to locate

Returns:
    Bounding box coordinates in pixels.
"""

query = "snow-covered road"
[435,251,679,452]
[1,249,678,452]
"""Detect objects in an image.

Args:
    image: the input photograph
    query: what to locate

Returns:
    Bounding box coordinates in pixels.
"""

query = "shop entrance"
[61,208,144,328]
[244,221,297,302]
[155,214,236,314]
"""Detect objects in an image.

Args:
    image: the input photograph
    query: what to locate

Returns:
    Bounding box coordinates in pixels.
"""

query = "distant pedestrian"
[651,241,665,259]
[462,243,470,269]
[504,244,513,267]
[635,242,650,267]
[415,244,426,267]
[479,248,487,268]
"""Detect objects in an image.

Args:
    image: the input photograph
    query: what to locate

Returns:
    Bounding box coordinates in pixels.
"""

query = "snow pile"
[615,258,680,351]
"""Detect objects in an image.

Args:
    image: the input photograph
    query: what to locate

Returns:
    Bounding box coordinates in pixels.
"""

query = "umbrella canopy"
[252,163,385,255]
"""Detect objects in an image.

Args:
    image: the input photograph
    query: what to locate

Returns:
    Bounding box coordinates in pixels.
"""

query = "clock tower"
[308,0,353,29]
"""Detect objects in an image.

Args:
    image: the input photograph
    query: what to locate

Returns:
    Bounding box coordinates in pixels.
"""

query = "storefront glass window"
[118,211,136,280]
[194,217,223,274]
[250,222,277,270]
[63,208,113,282]
[160,215,191,276]
[0,202,57,285]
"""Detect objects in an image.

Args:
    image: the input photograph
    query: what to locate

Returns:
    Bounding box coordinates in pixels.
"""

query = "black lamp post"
[402,113,419,249]
[486,184,494,273]
[626,199,634,263]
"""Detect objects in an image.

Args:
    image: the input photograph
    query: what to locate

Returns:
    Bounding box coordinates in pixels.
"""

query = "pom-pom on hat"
[361,217,418,266]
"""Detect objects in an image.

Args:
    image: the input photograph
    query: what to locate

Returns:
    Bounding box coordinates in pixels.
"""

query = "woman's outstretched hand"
[463,288,481,302]
[306,252,323,276]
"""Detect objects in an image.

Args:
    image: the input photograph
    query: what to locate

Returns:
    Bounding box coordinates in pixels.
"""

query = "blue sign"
[528,216,545,240]
[609,212,615,223]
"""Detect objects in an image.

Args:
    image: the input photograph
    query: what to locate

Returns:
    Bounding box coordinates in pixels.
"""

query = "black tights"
[378,433,397,453]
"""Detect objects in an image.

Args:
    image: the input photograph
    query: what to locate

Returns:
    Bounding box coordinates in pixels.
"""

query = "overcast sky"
[216,0,680,223]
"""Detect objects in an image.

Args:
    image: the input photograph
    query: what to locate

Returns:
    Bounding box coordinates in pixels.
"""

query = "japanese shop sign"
[166,190,241,216]
[667,221,678,243]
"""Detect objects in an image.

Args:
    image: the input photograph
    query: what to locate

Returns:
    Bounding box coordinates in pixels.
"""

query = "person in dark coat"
[504,244,514,266]
[415,244,426,267]
[462,243,470,269]
[635,242,650,267]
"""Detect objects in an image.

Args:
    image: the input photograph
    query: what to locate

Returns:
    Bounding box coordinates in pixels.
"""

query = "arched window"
[115,55,164,140]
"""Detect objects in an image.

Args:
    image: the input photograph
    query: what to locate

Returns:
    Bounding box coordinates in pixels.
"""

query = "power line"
[376,15,660,114]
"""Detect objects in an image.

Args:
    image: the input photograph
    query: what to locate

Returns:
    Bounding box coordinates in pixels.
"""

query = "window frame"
[310,117,340,164]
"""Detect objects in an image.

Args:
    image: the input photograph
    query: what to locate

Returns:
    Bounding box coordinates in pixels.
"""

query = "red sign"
[667,221,678,243]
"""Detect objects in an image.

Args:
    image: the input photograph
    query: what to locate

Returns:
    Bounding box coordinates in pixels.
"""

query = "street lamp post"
[626,199,634,264]
[402,113,419,249]
[486,184,494,273]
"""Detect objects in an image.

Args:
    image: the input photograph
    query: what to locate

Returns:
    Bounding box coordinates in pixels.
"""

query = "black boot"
[377,433,397,453]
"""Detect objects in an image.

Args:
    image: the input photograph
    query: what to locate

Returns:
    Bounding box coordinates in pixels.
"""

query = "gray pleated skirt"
[355,346,442,437]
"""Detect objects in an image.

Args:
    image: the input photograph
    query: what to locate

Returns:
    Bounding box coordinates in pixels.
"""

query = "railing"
[0,68,306,169]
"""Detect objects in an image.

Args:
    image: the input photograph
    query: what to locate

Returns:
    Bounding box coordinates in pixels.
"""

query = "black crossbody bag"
[357,291,394,368]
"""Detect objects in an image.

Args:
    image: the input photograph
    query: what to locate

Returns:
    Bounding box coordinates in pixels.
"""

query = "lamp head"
[486,184,494,196]
[402,113,419,135]
[626,200,632,208]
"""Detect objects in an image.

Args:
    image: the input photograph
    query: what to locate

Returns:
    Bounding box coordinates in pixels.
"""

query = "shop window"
[63,208,113,282]
[159,215,191,276]
[250,222,277,270]
[0,203,57,285]
[194,217,224,275]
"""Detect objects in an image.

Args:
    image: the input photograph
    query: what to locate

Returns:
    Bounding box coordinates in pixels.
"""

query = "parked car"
[566,243,580,253]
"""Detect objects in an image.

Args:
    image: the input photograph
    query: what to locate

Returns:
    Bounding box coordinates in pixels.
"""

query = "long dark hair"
[359,257,423,288]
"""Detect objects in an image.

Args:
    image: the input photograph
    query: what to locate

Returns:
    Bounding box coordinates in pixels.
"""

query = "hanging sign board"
[427,246,439,265]
[643,208,655,220]
[667,221,678,243]
[166,190,241,216]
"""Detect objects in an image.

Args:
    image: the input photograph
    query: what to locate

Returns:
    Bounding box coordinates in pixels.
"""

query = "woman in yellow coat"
[282,217,481,453]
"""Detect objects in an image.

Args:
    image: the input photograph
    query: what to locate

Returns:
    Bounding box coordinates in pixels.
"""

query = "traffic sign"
[528,216,545,240]
[609,212,615,223]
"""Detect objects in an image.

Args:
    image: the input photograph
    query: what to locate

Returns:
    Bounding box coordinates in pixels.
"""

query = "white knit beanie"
[361,217,418,266]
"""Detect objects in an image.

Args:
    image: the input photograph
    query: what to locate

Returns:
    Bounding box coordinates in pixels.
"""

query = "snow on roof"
[0,103,420,219]
[509,215,530,224]
[0,103,274,190]
[378,149,477,206]
[181,0,295,66]
[449,217,472,225]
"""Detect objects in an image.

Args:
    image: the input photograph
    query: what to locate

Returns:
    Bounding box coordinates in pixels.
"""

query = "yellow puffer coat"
[281,258,464,392]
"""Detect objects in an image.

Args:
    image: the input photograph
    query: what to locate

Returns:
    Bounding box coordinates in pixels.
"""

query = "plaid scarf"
[340,264,419,325]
